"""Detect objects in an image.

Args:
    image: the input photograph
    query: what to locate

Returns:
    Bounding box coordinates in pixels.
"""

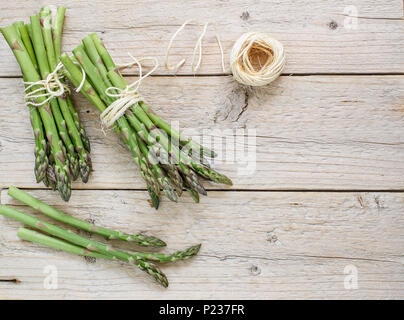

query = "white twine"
[165,21,285,86]
[24,62,67,106]
[230,32,285,86]
[100,53,158,128]
[73,60,87,93]
[164,19,225,73]
[24,60,86,106]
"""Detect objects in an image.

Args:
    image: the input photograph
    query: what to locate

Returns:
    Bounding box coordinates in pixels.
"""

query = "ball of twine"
[230,32,286,87]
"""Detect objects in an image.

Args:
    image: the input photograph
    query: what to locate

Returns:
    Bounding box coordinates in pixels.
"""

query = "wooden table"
[0,0,403,299]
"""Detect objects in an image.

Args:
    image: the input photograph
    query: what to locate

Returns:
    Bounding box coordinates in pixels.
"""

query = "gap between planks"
[3,73,404,79]
[4,187,404,193]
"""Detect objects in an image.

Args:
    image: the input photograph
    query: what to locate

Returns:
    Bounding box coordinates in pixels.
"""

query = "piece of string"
[73,60,87,93]
[100,53,158,128]
[24,60,87,106]
[164,19,225,74]
[165,21,285,86]
[24,62,67,106]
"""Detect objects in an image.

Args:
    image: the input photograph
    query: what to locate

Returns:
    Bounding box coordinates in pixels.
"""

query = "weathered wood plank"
[0,75,403,191]
[0,189,403,299]
[0,0,403,76]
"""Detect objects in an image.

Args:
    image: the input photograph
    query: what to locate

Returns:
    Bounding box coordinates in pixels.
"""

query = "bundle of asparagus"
[0,186,201,287]
[0,6,91,202]
[59,33,232,208]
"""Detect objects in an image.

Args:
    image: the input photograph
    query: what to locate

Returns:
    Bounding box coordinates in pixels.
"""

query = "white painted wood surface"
[0,0,403,76]
[0,75,403,191]
[0,0,403,299]
[1,189,404,299]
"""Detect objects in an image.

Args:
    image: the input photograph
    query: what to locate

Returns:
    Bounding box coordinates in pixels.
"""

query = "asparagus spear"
[1,24,71,201]
[59,53,160,208]
[39,7,56,69]
[8,186,166,247]
[44,155,57,191]
[15,22,38,71]
[52,7,91,153]
[19,226,201,267]
[18,227,109,259]
[184,179,200,203]
[18,227,199,264]
[135,244,201,263]
[30,106,49,183]
[0,205,168,287]
[66,95,91,152]
[51,6,66,60]
[89,33,115,72]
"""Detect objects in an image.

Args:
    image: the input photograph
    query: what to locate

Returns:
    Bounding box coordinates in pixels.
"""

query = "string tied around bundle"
[164,21,286,87]
[100,53,158,129]
[24,60,87,107]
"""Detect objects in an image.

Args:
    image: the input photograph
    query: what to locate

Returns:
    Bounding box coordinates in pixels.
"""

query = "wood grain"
[0,189,403,299]
[0,75,403,191]
[1,0,403,300]
[0,0,403,76]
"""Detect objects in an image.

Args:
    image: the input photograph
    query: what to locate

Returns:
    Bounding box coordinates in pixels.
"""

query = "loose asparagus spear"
[18,227,110,259]
[59,53,160,208]
[1,24,71,201]
[135,244,201,263]
[0,205,168,287]
[18,227,198,264]
[8,186,166,247]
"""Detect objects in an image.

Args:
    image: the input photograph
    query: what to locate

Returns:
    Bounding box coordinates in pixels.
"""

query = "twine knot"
[24,62,68,106]
[24,60,87,107]
[100,54,158,128]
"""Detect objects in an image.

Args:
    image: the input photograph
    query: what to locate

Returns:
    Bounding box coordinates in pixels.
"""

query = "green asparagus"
[8,186,166,247]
